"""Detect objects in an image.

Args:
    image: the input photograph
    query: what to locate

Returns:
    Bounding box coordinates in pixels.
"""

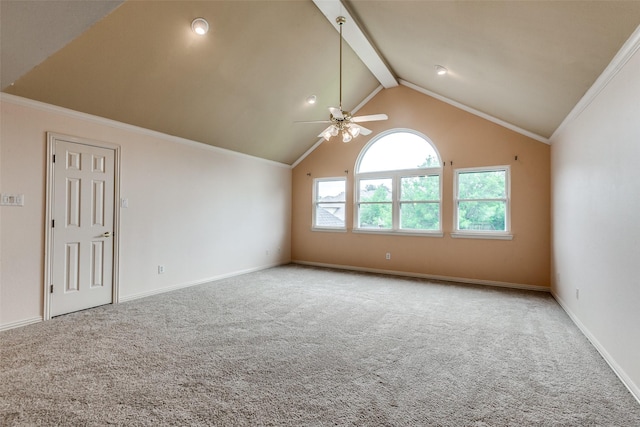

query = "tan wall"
[292,85,550,287]
[0,95,291,328]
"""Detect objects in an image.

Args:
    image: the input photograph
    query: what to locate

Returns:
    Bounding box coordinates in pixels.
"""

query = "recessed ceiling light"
[191,18,209,36]
[306,95,317,104]
[435,65,448,76]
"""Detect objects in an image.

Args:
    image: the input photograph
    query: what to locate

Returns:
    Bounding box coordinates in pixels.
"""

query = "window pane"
[358,132,440,172]
[400,202,440,230]
[359,179,392,202]
[458,170,505,199]
[358,203,392,229]
[401,175,439,201]
[315,203,345,228]
[316,180,346,202]
[458,201,506,231]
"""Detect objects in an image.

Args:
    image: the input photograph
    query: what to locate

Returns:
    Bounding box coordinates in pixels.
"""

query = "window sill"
[450,232,513,240]
[312,227,347,233]
[353,229,444,238]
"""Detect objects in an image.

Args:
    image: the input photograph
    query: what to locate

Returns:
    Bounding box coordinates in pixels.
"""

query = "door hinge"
[53,154,56,163]
[52,219,55,228]
[50,284,54,294]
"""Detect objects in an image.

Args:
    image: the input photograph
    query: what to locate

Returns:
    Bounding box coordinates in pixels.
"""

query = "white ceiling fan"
[302,16,388,143]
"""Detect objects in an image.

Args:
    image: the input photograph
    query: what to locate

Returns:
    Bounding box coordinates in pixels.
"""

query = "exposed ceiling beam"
[312,0,398,89]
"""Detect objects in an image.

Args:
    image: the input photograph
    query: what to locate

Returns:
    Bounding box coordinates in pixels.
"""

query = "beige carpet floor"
[1,264,639,426]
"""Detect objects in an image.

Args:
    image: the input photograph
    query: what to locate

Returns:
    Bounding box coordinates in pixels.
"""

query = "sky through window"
[358,132,440,173]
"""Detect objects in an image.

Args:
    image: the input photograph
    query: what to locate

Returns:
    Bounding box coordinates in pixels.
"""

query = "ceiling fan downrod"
[300,15,387,143]
[337,16,346,111]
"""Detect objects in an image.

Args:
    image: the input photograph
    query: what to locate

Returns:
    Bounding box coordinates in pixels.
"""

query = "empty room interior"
[1,1,640,424]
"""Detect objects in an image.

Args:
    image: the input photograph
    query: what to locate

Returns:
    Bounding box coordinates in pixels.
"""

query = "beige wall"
[292,85,550,288]
[0,95,291,329]
[551,44,640,400]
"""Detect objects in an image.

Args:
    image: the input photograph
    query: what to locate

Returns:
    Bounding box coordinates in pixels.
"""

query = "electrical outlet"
[158,265,165,274]
[385,252,391,260]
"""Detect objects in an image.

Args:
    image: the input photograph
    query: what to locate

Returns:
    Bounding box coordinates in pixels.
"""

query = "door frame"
[43,132,121,320]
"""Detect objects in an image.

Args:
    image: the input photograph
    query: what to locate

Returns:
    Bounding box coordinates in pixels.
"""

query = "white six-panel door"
[50,139,115,317]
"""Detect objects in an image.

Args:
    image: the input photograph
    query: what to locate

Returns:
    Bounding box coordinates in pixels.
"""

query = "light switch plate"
[0,194,24,206]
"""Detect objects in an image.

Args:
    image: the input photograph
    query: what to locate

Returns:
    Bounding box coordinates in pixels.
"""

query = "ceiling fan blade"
[329,107,344,120]
[295,120,332,124]
[352,124,372,136]
[351,114,388,123]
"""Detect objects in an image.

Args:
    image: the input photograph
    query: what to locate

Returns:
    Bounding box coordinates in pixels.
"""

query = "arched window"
[354,129,442,234]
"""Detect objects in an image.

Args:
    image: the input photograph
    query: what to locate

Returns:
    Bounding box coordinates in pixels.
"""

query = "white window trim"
[452,165,512,240]
[450,232,513,240]
[354,168,443,234]
[354,229,444,238]
[312,177,347,232]
[353,129,443,235]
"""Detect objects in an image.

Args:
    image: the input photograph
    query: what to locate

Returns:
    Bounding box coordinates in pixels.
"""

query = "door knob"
[102,231,112,238]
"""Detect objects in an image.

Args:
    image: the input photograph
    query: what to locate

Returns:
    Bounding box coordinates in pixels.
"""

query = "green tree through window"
[400,175,440,230]
[355,130,442,233]
[358,179,392,228]
[455,168,509,232]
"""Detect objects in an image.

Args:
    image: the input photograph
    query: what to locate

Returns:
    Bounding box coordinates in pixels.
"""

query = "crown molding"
[0,93,291,169]
[399,80,550,145]
[551,24,640,141]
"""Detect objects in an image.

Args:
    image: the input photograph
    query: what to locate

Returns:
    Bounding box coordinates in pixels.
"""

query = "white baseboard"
[552,291,640,405]
[0,264,287,330]
[292,260,550,292]
[0,316,43,332]
[118,262,285,303]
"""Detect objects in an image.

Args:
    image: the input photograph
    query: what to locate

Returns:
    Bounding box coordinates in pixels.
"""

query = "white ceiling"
[2,1,640,165]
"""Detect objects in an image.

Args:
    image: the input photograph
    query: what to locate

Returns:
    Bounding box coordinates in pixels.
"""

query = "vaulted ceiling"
[2,1,640,165]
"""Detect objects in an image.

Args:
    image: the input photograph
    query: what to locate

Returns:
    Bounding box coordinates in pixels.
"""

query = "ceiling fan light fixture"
[191,18,209,35]
[342,131,352,143]
[435,65,448,76]
[302,16,387,143]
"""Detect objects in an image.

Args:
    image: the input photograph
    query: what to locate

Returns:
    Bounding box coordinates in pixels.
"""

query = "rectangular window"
[399,175,440,231]
[357,178,392,229]
[454,166,511,238]
[313,178,346,230]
